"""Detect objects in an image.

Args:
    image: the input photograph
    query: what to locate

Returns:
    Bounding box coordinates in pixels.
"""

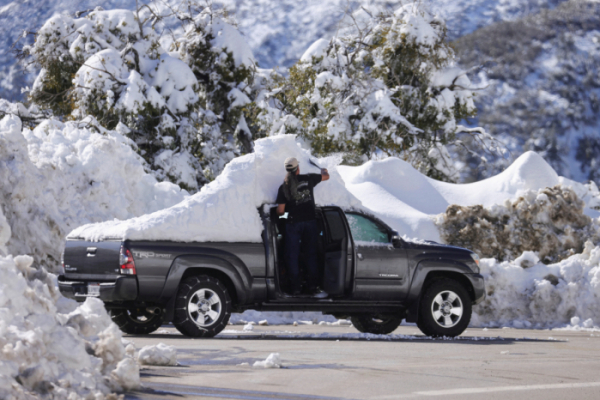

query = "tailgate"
[64,240,122,280]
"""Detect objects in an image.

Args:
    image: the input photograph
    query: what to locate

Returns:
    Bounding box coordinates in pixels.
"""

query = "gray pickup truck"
[58,206,485,338]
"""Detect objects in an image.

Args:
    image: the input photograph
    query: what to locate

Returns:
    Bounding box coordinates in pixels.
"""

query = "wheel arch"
[405,260,476,323]
[161,255,251,322]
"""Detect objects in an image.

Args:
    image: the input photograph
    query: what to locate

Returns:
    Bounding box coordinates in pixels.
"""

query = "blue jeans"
[285,219,320,292]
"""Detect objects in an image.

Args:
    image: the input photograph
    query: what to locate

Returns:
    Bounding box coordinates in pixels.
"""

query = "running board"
[253,299,407,314]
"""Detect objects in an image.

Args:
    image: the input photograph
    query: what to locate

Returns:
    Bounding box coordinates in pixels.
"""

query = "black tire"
[110,307,163,335]
[417,279,472,338]
[351,314,402,335]
[173,275,232,338]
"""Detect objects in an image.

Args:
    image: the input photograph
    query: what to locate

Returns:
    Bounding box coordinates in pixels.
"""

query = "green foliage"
[263,6,482,181]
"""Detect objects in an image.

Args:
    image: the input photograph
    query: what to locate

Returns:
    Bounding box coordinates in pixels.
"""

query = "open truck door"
[268,206,353,298]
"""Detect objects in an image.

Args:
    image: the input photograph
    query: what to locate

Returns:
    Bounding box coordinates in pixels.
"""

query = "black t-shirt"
[276,174,322,222]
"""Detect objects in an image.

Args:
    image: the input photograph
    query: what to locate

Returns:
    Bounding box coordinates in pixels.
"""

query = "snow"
[231,311,337,325]
[138,343,178,366]
[300,38,330,62]
[0,198,10,256]
[473,241,600,329]
[253,353,282,369]
[68,134,362,242]
[0,113,187,271]
[208,18,256,68]
[0,255,138,398]
[394,4,440,47]
[0,0,564,102]
[338,151,600,241]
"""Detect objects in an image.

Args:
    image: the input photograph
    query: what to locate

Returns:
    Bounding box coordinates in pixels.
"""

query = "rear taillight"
[60,251,65,275]
[119,247,136,275]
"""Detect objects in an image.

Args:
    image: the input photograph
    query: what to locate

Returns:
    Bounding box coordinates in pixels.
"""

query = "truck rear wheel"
[417,279,471,338]
[173,275,231,338]
[110,307,163,335]
[351,314,402,335]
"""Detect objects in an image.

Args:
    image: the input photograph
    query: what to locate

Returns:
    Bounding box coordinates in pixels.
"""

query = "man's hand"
[277,204,286,216]
[321,168,330,181]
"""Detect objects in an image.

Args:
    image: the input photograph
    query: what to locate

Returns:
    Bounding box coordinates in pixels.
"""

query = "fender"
[405,259,474,322]
[159,254,253,306]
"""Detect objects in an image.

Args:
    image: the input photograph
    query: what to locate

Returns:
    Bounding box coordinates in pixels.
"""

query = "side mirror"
[391,234,403,248]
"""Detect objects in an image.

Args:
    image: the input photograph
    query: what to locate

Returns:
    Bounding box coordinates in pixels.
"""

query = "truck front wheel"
[173,275,231,338]
[351,314,402,335]
[417,279,471,338]
[110,308,163,335]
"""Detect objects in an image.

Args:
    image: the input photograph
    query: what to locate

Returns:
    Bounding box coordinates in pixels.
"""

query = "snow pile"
[0,255,139,399]
[0,205,10,256]
[437,186,600,263]
[473,241,600,328]
[69,135,362,242]
[338,151,600,241]
[137,343,177,366]
[253,353,282,369]
[568,316,598,330]
[0,113,187,271]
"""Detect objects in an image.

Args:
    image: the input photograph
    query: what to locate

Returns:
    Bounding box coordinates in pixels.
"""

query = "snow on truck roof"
[68,135,599,243]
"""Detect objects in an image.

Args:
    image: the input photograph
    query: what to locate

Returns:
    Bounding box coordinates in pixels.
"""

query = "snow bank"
[0,205,10,256]
[473,241,600,329]
[0,255,138,399]
[338,151,600,241]
[138,343,177,366]
[0,113,187,271]
[69,135,362,242]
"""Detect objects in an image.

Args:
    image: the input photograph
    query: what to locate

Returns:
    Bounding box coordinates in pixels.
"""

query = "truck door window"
[346,214,389,244]
[324,211,346,242]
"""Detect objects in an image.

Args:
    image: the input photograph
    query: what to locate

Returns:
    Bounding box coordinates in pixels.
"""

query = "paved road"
[125,324,600,400]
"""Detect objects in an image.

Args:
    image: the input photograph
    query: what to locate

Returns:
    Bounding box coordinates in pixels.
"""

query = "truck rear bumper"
[58,275,138,302]
[465,273,486,304]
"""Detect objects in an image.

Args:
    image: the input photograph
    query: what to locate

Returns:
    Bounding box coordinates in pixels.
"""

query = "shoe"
[312,289,328,299]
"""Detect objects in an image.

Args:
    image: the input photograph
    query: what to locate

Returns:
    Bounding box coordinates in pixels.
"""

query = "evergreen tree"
[26,2,262,190]
[260,4,496,182]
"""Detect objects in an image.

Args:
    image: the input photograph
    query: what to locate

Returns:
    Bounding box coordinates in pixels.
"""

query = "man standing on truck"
[276,157,330,298]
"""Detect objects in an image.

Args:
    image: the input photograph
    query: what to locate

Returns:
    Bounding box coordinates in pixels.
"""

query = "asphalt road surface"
[124,323,600,400]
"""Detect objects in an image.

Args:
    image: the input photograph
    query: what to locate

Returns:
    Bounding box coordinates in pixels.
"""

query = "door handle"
[357,253,364,261]
[86,247,97,257]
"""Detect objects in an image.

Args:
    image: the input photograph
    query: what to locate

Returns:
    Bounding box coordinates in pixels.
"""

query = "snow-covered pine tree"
[26,3,261,190]
[261,3,496,182]
[173,6,265,180]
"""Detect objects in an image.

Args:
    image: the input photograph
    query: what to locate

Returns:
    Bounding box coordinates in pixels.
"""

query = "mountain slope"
[454,0,600,182]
